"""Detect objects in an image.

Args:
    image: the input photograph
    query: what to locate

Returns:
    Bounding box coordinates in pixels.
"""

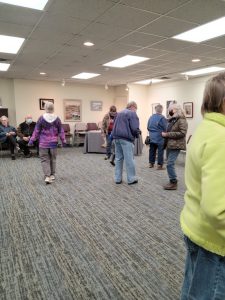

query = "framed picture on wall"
[39,98,54,110]
[90,101,102,111]
[152,103,160,114]
[166,100,177,117]
[183,102,193,118]
[64,99,81,122]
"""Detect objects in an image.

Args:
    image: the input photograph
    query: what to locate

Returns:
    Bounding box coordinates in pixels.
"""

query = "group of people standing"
[147,102,188,190]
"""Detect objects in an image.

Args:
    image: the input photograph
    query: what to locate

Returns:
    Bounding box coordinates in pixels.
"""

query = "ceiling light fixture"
[134,78,164,85]
[173,16,225,43]
[61,79,65,87]
[105,83,108,90]
[40,72,46,75]
[0,62,10,71]
[192,59,200,62]
[83,41,94,47]
[71,72,100,79]
[103,55,150,68]
[0,0,49,10]
[0,35,25,54]
[181,66,225,76]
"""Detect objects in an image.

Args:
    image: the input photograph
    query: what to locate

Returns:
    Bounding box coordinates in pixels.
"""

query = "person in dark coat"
[17,115,38,157]
[0,115,17,160]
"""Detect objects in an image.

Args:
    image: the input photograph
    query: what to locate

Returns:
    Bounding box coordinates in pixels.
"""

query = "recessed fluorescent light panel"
[0,63,10,71]
[0,35,25,54]
[83,41,94,47]
[72,72,100,79]
[173,16,225,43]
[135,79,163,85]
[0,0,48,10]
[103,55,150,68]
[192,59,200,62]
[40,72,46,75]
[181,66,225,76]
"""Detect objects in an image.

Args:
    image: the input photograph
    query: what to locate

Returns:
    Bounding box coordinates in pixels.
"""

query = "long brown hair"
[201,72,225,115]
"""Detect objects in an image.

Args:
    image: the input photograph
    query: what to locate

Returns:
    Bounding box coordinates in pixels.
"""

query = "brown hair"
[201,72,225,115]
[109,105,117,112]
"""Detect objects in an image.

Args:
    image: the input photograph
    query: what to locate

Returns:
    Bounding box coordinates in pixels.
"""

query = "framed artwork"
[39,98,54,110]
[152,103,160,114]
[64,99,81,122]
[183,102,193,118]
[166,100,177,117]
[90,101,102,111]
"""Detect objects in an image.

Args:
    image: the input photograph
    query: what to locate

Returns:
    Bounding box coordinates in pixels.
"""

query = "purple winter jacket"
[29,114,65,148]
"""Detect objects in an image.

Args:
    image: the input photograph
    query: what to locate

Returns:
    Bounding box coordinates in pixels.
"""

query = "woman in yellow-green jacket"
[180,72,225,300]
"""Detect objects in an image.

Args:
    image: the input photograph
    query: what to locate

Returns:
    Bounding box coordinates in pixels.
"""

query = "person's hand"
[23,137,29,141]
[9,131,16,135]
[162,132,168,137]
[6,132,10,136]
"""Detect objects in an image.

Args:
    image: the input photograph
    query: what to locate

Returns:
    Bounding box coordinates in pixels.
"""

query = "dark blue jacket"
[0,124,17,143]
[112,108,140,142]
[147,113,167,144]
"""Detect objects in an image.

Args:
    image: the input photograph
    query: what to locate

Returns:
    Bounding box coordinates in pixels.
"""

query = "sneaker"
[110,161,115,166]
[11,155,16,160]
[149,163,154,168]
[45,176,51,184]
[49,175,55,182]
[163,182,177,190]
[24,152,32,158]
[104,156,109,160]
[128,180,138,185]
[115,180,122,184]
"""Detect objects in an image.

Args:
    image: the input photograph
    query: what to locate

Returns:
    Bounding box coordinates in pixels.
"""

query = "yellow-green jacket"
[180,113,225,256]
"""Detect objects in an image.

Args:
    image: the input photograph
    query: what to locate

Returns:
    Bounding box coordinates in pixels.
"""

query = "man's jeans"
[114,139,137,184]
[149,142,164,165]
[181,236,225,300]
[166,149,180,183]
[106,134,112,158]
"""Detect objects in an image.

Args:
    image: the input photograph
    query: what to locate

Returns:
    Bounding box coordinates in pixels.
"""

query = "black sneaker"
[110,161,115,166]
[115,180,122,184]
[11,155,16,160]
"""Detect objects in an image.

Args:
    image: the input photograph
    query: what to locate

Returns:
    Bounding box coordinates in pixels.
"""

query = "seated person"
[0,115,17,160]
[17,115,38,157]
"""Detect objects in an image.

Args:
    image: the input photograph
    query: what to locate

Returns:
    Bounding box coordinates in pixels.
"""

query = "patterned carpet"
[0,146,186,300]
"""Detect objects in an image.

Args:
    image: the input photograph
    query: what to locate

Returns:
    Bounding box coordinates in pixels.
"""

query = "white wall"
[0,78,16,125]
[128,84,149,138]
[147,75,212,138]
[13,79,115,129]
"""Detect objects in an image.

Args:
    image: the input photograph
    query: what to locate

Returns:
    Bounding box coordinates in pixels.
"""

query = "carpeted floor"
[0,146,186,300]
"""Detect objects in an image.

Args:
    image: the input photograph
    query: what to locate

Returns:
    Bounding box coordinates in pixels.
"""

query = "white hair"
[45,101,54,113]
[169,103,185,117]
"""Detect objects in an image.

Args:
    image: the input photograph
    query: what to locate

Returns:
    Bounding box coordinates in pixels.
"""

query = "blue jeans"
[149,142,164,165]
[106,134,112,158]
[181,236,225,300]
[166,149,180,183]
[114,139,137,184]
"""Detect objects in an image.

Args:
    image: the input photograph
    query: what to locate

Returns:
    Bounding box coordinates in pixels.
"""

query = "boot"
[149,163,154,168]
[163,181,177,190]
[156,165,165,170]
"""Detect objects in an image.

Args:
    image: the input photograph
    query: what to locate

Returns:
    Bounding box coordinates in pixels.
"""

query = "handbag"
[145,136,150,145]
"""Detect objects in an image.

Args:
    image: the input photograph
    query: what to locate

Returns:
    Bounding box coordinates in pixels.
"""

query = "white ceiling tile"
[168,0,225,24]
[96,4,159,30]
[120,0,189,14]
[118,32,164,47]
[151,39,193,51]
[138,16,197,37]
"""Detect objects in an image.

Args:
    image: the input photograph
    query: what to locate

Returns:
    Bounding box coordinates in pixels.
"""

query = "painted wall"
[13,79,115,130]
[0,78,16,125]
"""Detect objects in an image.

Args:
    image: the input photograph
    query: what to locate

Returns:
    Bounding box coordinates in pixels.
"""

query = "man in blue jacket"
[147,104,167,169]
[0,115,17,160]
[112,101,140,185]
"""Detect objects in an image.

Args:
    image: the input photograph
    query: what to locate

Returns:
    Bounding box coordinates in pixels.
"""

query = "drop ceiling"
[0,0,225,86]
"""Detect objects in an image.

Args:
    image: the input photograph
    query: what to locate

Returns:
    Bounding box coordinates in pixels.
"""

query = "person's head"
[127,101,137,112]
[155,104,163,114]
[25,114,33,124]
[0,115,8,126]
[168,103,185,118]
[201,72,225,115]
[45,101,54,113]
[109,105,117,117]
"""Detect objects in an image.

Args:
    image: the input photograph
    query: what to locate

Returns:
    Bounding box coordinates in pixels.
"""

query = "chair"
[73,123,87,146]
[86,123,98,131]
[62,124,73,146]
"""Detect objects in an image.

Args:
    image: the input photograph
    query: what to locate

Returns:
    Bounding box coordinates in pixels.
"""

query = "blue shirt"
[147,113,167,144]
